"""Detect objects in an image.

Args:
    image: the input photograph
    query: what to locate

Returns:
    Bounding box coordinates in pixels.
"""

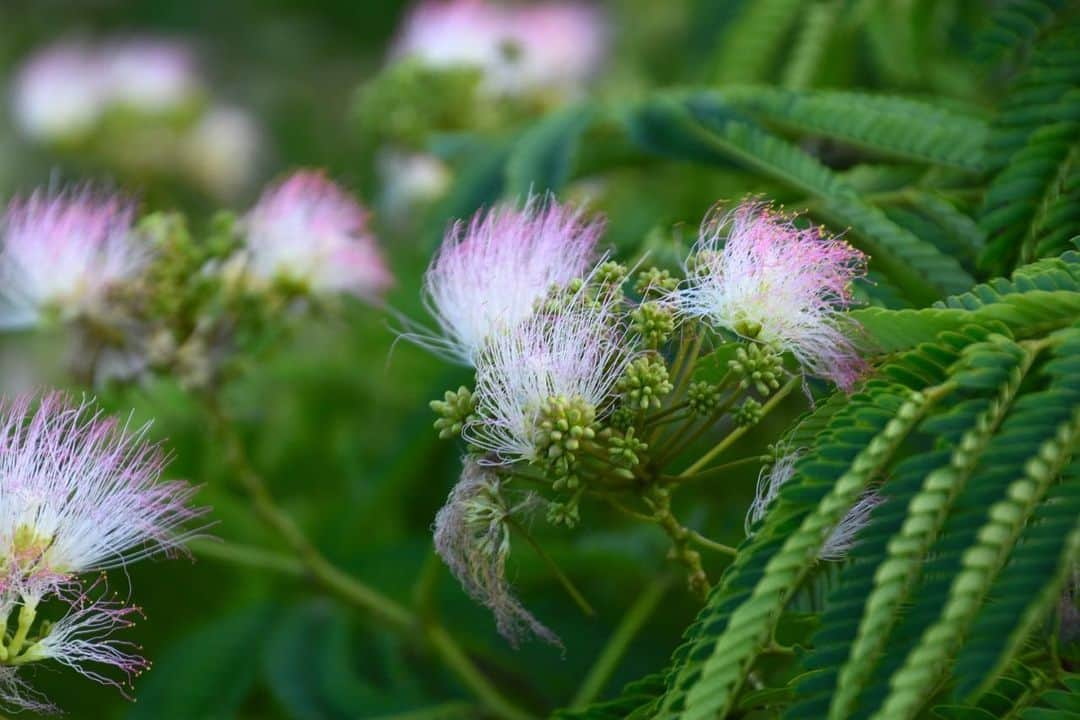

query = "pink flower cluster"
[12,37,199,141]
[420,195,602,365]
[0,188,147,329]
[671,202,867,390]
[242,171,392,300]
[392,0,607,97]
[0,393,204,710]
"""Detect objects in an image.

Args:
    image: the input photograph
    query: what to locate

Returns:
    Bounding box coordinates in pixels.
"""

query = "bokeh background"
[0,1,996,717]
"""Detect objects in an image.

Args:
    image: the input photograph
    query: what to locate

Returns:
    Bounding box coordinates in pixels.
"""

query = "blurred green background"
[0,0,998,717]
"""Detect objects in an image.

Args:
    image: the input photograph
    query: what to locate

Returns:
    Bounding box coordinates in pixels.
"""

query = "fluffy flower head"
[0,187,147,329]
[433,459,558,646]
[420,196,602,365]
[242,171,392,299]
[0,393,203,602]
[11,41,106,141]
[100,38,199,113]
[672,201,867,390]
[466,292,632,463]
[392,0,605,96]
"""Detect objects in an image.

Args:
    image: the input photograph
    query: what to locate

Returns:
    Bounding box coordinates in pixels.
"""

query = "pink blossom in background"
[671,201,868,390]
[392,0,607,97]
[0,187,148,329]
[418,195,602,365]
[11,41,106,141]
[100,37,200,112]
[242,171,392,300]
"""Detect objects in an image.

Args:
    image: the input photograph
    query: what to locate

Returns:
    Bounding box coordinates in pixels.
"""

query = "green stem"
[643,401,691,427]
[686,530,738,557]
[508,519,595,617]
[570,576,672,709]
[7,600,36,660]
[679,376,799,477]
[206,399,533,720]
[657,389,740,466]
[661,455,761,484]
[425,624,535,720]
[190,538,304,575]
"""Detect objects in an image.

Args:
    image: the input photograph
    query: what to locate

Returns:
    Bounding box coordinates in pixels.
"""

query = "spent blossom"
[466,291,632,464]
[671,201,867,390]
[392,0,606,97]
[241,171,392,300]
[433,460,558,646]
[0,187,148,329]
[419,196,602,365]
[745,451,882,560]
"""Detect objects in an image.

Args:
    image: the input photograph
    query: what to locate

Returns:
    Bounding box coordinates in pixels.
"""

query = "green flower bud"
[608,405,637,431]
[634,266,680,298]
[608,427,648,468]
[631,302,676,348]
[594,261,628,290]
[616,357,673,411]
[687,381,722,415]
[732,398,764,427]
[533,395,597,482]
[431,386,476,440]
[729,343,784,396]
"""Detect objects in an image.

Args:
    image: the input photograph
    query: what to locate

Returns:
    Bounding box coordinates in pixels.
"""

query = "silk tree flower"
[465,293,632,464]
[419,196,602,365]
[0,393,203,709]
[433,459,558,646]
[99,38,200,113]
[745,452,883,560]
[182,105,261,199]
[241,171,392,300]
[391,0,606,97]
[0,187,148,330]
[671,202,867,391]
[11,41,106,141]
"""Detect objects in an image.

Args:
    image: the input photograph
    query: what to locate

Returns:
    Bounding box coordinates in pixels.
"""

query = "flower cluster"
[416,197,870,637]
[11,37,259,198]
[0,393,204,711]
[0,173,391,389]
[391,0,607,99]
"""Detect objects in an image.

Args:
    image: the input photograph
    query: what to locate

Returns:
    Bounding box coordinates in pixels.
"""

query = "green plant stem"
[189,538,303,575]
[644,486,710,597]
[656,389,741,466]
[508,518,595,616]
[661,455,761,484]
[643,401,691,426]
[670,333,705,400]
[206,399,534,720]
[424,624,535,720]
[686,530,738,557]
[570,576,672,709]
[679,375,799,477]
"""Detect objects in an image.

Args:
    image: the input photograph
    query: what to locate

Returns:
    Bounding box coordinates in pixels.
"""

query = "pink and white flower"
[391,0,606,97]
[671,201,867,390]
[0,393,203,709]
[745,451,882,560]
[11,41,106,141]
[433,459,558,646]
[466,293,632,463]
[242,171,392,300]
[0,393,202,601]
[0,187,148,329]
[420,196,602,365]
[100,38,200,113]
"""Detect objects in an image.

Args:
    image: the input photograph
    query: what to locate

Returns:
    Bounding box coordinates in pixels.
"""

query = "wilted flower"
[11,41,105,141]
[672,202,867,390]
[391,0,605,97]
[418,196,602,365]
[746,451,882,560]
[0,393,203,709]
[433,459,558,646]
[466,293,631,464]
[241,171,392,300]
[0,187,148,329]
